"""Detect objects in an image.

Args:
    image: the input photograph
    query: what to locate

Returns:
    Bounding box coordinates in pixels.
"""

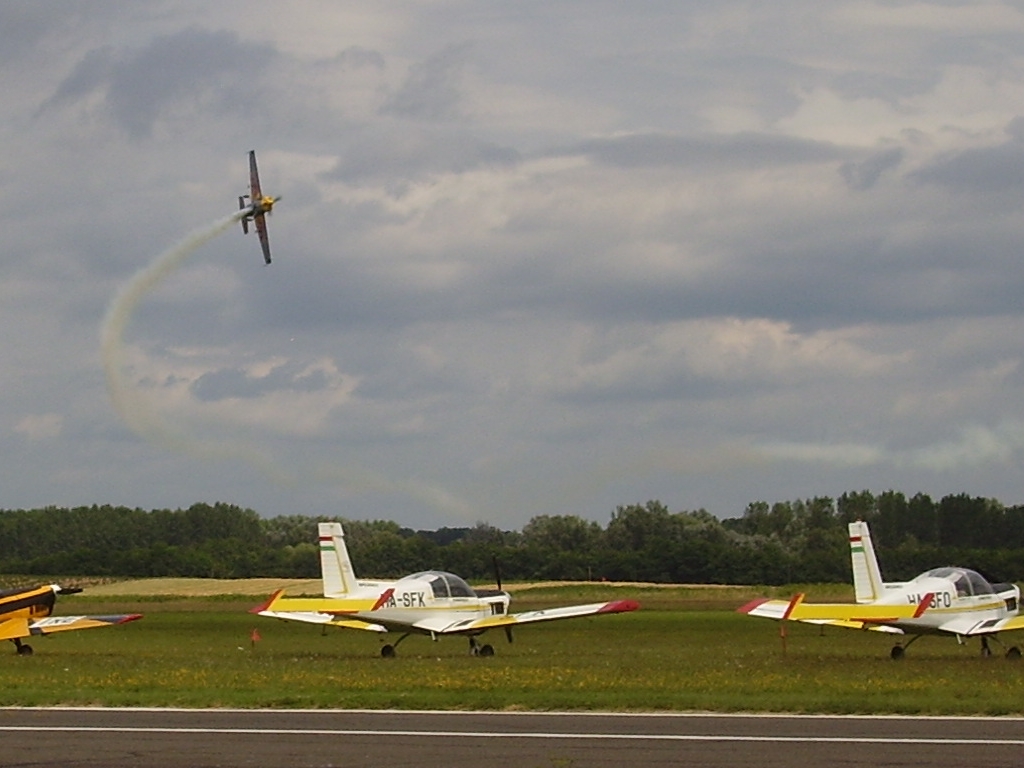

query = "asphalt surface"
[2,708,1023,767]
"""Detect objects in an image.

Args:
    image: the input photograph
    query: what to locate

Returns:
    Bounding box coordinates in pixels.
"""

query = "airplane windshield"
[917,567,994,596]
[442,573,476,598]
[410,571,477,599]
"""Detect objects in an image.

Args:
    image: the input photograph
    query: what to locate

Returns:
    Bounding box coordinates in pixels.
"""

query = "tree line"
[1,492,1023,585]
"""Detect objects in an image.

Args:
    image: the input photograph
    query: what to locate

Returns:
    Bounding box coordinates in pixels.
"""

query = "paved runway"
[2,708,1023,767]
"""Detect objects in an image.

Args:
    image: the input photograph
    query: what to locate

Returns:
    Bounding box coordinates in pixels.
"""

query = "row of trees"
[1,492,1023,585]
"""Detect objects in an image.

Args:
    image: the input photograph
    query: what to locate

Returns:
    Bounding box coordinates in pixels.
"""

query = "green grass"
[4,596,1024,714]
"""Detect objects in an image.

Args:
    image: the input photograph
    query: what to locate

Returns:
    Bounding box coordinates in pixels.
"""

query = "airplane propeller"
[492,555,503,592]
[492,556,514,644]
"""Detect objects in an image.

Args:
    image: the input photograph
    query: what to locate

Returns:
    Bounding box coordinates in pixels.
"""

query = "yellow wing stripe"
[787,593,933,622]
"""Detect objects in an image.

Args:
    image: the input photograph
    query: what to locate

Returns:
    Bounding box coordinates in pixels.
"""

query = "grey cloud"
[911,143,1024,193]
[191,363,330,402]
[42,47,115,107]
[45,27,276,138]
[329,46,386,71]
[569,132,850,170]
[380,43,472,121]
[840,147,904,190]
[326,129,520,183]
[1006,116,1024,143]
[830,70,939,103]
[0,6,56,67]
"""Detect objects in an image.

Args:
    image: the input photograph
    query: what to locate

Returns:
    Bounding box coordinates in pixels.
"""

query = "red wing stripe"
[736,598,770,614]
[782,593,804,620]
[249,589,283,614]
[913,592,934,619]
[371,588,394,611]
[597,600,640,614]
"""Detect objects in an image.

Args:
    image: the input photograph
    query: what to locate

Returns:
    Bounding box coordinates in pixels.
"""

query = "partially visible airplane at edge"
[739,520,1024,659]
[253,522,640,657]
[0,583,141,656]
[238,149,280,264]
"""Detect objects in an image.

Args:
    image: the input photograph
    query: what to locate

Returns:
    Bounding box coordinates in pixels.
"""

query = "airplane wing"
[424,599,640,635]
[0,613,142,642]
[929,613,1024,637]
[255,609,386,633]
[738,594,931,625]
[249,150,263,199]
[250,590,387,632]
[254,213,272,264]
[736,599,904,633]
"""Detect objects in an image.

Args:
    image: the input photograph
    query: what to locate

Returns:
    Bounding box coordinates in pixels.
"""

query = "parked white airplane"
[253,522,639,657]
[739,520,1024,659]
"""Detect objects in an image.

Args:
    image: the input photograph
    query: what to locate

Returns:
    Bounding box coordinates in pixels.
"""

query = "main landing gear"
[468,637,494,657]
[377,633,497,658]
[891,634,1021,660]
[890,634,921,660]
[12,639,33,656]
[983,635,1022,660]
[380,632,412,658]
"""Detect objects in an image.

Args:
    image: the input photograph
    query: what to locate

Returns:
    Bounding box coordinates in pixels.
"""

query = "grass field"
[2,580,1022,715]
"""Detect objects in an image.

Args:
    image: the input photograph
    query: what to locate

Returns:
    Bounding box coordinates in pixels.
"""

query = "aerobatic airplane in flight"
[0,583,141,655]
[238,150,279,264]
[253,522,639,657]
[739,520,1023,659]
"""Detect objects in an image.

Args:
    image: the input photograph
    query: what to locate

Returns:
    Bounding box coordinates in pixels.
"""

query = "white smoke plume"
[100,211,245,448]
[98,209,475,518]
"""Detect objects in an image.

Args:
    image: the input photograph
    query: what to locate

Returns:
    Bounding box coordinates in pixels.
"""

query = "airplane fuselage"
[0,585,58,622]
[277,572,510,634]
[874,576,1020,636]
[248,195,276,217]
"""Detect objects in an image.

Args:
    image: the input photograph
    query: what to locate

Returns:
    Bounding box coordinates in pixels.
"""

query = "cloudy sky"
[3,2,1024,529]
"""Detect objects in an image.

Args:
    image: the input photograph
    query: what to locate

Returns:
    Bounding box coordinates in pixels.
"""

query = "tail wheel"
[1006,646,1021,660]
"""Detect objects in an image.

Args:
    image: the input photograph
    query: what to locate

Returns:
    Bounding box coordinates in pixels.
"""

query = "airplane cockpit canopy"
[916,567,994,597]
[409,571,477,599]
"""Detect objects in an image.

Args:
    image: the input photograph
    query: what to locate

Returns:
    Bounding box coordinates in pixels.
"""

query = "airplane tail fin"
[848,520,885,603]
[319,521,358,598]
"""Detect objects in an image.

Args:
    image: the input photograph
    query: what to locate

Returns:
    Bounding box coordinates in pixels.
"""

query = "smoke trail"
[100,210,248,453]
[98,209,476,518]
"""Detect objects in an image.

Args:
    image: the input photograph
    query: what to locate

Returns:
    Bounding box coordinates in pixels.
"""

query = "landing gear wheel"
[478,644,494,657]
[381,644,396,658]
[981,637,993,657]
[15,643,33,656]
[1006,646,1021,660]
[890,645,904,660]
